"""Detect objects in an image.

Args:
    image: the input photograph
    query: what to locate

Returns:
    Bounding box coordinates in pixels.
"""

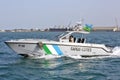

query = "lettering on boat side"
[71,46,91,52]
[18,44,25,47]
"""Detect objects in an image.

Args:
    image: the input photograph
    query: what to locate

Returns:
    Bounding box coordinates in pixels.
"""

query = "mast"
[73,19,83,31]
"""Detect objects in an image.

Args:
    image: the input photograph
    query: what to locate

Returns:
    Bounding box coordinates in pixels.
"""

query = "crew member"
[69,35,74,42]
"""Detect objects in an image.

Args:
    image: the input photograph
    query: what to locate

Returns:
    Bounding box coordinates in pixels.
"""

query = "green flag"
[83,24,93,32]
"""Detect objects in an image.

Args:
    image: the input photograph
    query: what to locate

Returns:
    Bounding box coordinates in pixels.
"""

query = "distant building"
[0,30,5,32]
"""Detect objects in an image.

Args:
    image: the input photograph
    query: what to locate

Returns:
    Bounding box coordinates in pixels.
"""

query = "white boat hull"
[5,39,112,57]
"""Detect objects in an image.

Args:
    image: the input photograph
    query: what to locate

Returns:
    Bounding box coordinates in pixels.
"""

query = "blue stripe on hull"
[53,45,63,55]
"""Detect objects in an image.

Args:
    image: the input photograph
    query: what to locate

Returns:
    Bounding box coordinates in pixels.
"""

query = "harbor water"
[0,31,120,80]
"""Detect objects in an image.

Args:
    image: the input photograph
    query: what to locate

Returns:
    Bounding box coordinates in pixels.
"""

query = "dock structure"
[92,26,119,31]
[0,25,119,32]
[48,26,119,32]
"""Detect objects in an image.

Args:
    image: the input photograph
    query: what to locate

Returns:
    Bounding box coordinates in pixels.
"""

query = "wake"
[111,46,120,56]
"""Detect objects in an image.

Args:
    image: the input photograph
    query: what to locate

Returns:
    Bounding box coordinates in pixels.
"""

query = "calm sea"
[0,31,120,80]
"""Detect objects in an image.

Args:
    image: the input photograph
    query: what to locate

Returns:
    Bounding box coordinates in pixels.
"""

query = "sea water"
[0,31,120,80]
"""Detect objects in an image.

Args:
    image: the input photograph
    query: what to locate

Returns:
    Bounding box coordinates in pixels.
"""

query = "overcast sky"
[0,0,120,29]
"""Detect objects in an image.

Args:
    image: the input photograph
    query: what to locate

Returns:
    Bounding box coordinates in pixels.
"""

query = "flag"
[83,24,93,32]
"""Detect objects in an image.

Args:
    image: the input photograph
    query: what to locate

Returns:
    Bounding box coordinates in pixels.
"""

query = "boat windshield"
[58,32,69,38]
[58,31,89,43]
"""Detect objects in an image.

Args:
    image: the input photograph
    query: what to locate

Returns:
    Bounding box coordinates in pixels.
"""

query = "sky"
[0,0,120,30]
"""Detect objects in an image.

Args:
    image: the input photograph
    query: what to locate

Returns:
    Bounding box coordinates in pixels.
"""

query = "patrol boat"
[5,20,113,58]
[5,30,113,58]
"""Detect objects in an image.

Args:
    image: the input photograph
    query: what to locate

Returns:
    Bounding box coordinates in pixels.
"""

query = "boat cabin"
[59,31,89,43]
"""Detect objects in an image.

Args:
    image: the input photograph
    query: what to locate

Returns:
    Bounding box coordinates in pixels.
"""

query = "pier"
[0,26,119,32]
